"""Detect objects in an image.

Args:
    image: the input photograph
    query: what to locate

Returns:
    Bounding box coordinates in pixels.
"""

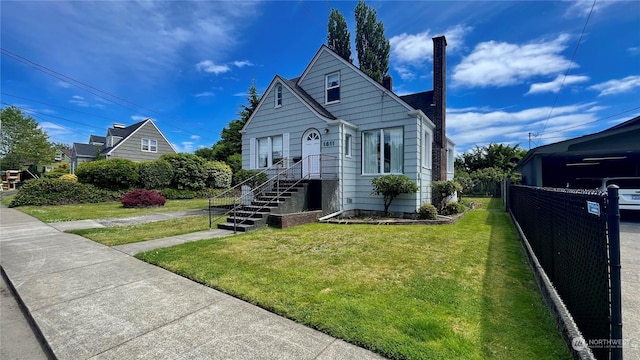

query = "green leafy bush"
[205,161,232,189]
[75,158,139,190]
[159,188,218,200]
[226,154,242,174]
[233,169,268,187]
[138,159,173,190]
[371,175,419,216]
[432,180,462,213]
[417,203,438,220]
[441,202,468,216]
[10,178,110,207]
[160,153,207,191]
[121,189,166,208]
[59,173,78,182]
[44,163,71,178]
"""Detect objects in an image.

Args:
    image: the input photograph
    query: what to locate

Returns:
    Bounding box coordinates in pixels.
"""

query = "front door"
[302,129,321,178]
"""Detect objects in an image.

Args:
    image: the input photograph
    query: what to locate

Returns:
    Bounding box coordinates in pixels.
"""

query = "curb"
[0,265,57,360]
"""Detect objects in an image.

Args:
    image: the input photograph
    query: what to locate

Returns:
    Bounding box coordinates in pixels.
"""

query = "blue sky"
[1,0,639,154]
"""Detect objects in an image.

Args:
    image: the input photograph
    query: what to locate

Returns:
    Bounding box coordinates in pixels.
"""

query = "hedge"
[138,159,173,190]
[75,158,139,190]
[205,161,232,189]
[160,153,207,191]
[10,178,112,207]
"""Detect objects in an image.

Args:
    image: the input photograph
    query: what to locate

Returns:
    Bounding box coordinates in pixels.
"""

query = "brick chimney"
[432,35,447,182]
[382,75,393,91]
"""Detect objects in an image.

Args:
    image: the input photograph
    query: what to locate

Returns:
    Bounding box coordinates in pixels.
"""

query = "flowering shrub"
[121,189,166,208]
[59,173,78,182]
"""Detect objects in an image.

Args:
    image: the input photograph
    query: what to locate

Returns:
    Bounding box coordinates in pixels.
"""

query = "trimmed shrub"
[233,169,268,187]
[371,175,419,216]
[159,188,218,200]
[138,159,173,190]
[59,173,78,182]
[417,203,438,220]
[160,153,207,191]
[121,189,166,208]
[226,154,242,174]
[432,180,462,213]
[441,202,468,216]
[44,163,71,178]
[205,161,232,189]
[10,178,110,207]
[75,158,139,190]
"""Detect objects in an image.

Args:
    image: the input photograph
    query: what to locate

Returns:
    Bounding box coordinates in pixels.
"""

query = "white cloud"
[526,75,590,94]
[589,75,640,96]
[68,95,105,108]
[389,25,471,80]
[172,141,195,153]
[196,60,230,75]
[564,0,621,17]
[131,115,148,121]
[448,103,599,152]
[57,81,72,88]
[453,35,575,88]
[194,91,215,97]
[2,2,258,83]
[233,60,253,68]
[190,135,201,140]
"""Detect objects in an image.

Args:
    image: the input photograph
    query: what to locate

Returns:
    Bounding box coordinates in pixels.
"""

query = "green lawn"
[8,198,210,222]
[68,215,216,246]
[136,198,571,359]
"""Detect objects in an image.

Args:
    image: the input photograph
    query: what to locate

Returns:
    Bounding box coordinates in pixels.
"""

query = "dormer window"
[275,84,282,107]
[326,72,340,103]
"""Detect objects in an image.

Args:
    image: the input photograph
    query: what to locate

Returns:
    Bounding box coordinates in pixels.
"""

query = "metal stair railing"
[209,154,339,231]
[207,158,286,229]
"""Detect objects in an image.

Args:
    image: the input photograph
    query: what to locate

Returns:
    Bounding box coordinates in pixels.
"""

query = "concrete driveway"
[620,218,640,359]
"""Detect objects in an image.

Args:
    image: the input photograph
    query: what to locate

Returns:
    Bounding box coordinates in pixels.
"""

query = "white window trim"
[256,135,284,168]
[423,130,432,169]
[141,138,158,153]
[447,145,455,174]
[325,72,340,104]
[344,134,352,158]
[275,84,282,108]
[361,127,404,175]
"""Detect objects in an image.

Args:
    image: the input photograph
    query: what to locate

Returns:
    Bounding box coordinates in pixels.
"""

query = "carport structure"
[517,115,640,188]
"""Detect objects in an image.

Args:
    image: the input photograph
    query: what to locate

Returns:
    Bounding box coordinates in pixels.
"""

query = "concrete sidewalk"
[0,207,384,359]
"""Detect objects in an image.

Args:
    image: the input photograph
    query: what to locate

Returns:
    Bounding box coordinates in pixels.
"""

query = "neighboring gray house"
[241,36,455,216]
[71,119,176,173]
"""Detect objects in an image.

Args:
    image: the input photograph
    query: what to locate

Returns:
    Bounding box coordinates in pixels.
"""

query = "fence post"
[607,185,622,360]
[208,197,212,230]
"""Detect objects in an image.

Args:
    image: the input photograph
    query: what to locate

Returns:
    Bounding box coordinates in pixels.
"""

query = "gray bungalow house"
[71,119,176,173]
[241,36,455,216]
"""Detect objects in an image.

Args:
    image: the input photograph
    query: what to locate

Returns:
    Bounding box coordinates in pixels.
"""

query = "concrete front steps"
[217,180,307,232]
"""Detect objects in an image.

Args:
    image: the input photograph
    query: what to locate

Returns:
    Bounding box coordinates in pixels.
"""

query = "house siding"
[108,123,174,161]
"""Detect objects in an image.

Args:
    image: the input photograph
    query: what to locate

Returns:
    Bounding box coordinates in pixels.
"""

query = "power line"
[297,0,326,30]
[538,0,597,136]
[537,106,640,136]
[0,48,217,140]
[2,92,117,122]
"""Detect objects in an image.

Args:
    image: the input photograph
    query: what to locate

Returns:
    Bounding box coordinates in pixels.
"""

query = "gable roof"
[73,142,99,157]
[105,118,176,155]
[89,135,106,144]
[107,121,146,138]
[297,45,417,113]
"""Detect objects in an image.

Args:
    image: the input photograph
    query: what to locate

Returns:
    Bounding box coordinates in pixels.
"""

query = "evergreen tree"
[327,8,352,63]
[201,82,260,163]
[354,0,390,83]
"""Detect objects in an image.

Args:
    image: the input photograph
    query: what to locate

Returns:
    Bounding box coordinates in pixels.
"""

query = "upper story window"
[326,72,340,104]
[275,84,282,107]
[141,138,157,152]
[362,127,403,174]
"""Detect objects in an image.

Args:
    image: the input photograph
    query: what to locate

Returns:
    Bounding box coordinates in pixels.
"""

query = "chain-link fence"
[509,185,621,360]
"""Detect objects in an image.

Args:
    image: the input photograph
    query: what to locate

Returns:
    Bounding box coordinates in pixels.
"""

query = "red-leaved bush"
[121,189,166,208]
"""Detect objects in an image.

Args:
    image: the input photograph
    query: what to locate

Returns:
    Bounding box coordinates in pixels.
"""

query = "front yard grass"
[10,198,211,222]
[68,215,214,246]
[137,198,571,359]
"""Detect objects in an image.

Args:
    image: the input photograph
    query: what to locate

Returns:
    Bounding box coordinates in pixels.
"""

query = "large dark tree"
[198,82,260,166]
[0,106,56,172]
[354,0,390,83]
[327,8,352,63]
